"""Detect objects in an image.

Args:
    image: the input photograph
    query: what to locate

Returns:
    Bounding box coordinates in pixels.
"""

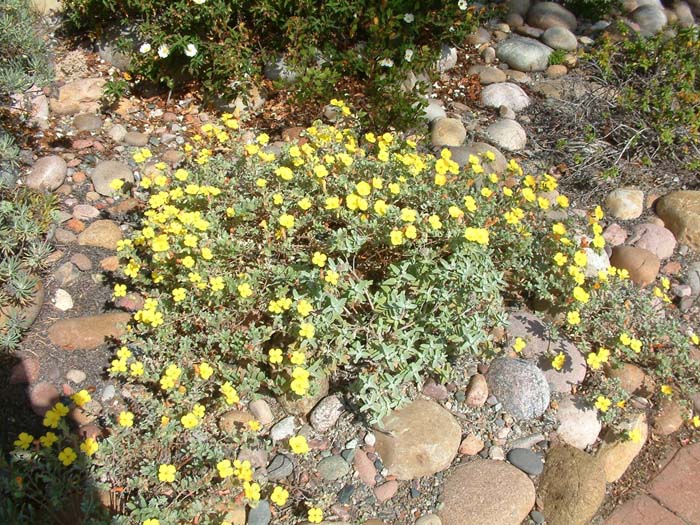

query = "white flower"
[158,44,170,59]
[378,57,394,68]
[404,49,414,62]
[193,0,206,3]
[403,13,414,23]
[458,0,468,10]
[139,43,151,54]
[184,44,197,57]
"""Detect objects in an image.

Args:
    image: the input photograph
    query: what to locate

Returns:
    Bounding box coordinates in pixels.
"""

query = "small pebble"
[101,384,116,402]
[66,369,86,384]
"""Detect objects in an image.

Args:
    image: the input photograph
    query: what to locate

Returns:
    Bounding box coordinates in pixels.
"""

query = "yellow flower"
[324,270,339,285]
[80,437,98,456]
[197,362,213,380]
[308,508,324,524]
[428,214,442,230]
[143,519,160,525]
[269,348,283,364]
[572,286,590,303]
[537,196,550,209]
[71,390,91,407]
[279,214,295,229]
[448,206,464,219]
[275,166,294,181]
[113,283,127,298]
[43,409,61,428]
[374,199,387,216]
[356,181,372,196]
[567,311,581,325]
[594,396,611,412]
[39,432,58,447]
[58,447,77,466]
[660,384,673,396]
[244,481,261,502]
[551,352,566,371]
[691,415,700,428]
[593,205,604,220]
[553,253,567,266]
[463,227,489,245]
[325,196,341,210]
[234,459,253,481]
[298,197,312,210]
[118,411,134,427]
[247,420,261,431]
[312,252,327,267]
[389,182,400,194]
[172,288,186,302]
[217,459,235,478]
[220,382,240,404]
[313,165,328,178]
[299,323,315,339]
[272,193,284,205]
[14,432,33,450]
[574,251,588,267]
[289,435,309,454]
[210,276,225,292]
[552,223,567,236]
[400,208,417,223]
[521,187,536,202]
[158,464,176,483]
[512,337,526,353]
[256,178,267,188]
[151,235,170,252]
[627,428,643,443]
[586,352,601,370]
[271,485,290,506]
[109,178,125,191]
[297,300,313,317]
[629,338,642,353]
[181,413,199,429]
[201,247,213,260]
[390,230,404,246]
[238,283,253,298]
[463,196,477,212]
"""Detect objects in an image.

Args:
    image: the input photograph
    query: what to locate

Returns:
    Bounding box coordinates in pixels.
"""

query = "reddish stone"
[78,424,103,439]
[62,383,74,396]
[9,357,40,384]
[66,158,82,168]
[115,293,144,312]
[648,443,700,523]
[65,218,85,233]
[605,495,684,525]
[282,126,305,142]
[100,256,120,272]
[72,139,93,149]
[353,448,378,487]
[662,261,682,275]
[47,312,131,351]
[72,171,87,183]
[29,382,59,415]
[373,480,399,503]
[93,141,105,152]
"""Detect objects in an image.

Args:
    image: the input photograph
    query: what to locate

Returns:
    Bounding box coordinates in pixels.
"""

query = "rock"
[448,143,507,173]
[51,78,106,115]
[47,312,131,350]
[423,99,447,122]
[674,2,696,27]
[609,246,660,287]
[107,124,127,142]
[0,277,44,332]
[26,156,67,192]
[653,398,684,435]
[468,65,507,85]
[77,220,123,250]
[317,455,350,481]
[631,5,668,36]
[459,434,485,455]
[54,289,73,311]
[267,454,294,480]
[53,261,81,287]
[506,13,525,26]
[278,372,329,416]
[73,113,103,132]
[374,399,461,480]
[437,45,458,72]
[465,374,489,407]
[373,480,399,503]
[263,56,298,83]
[416,514,442,525]
[505,311,586,393]
[91,160,134,196]
[555,395,601,449]
[439,459,535,525]
[69,253,92,271]
[484,119,527,151]
[527,2,577,30]
[604,223,628,246]
[466,27,492,45]
[219,410,254,433]
[499,105,516,119]
[539,445,606,525]
[72,205,100,221]
[605,494,686,525]
[270,416,297,441]
[123,131,149,146]
[482,46,497,63]
[545,64,567,78]
[605,188,644,220]
[487,358,550,419]
[29,382,59,415]
[310,395,345,433]
[490,445,506,460]
[596,413,648,482]
[9,357,40,384]
[248,399,273,425]
[353,448,378,486]
[247,500,271,525]
[510,0,532,16]
[497,37,553,72]
[422,379,449,400]
[647,442,700,523]
[507,448,544,475]
[66,369,86,384]
[54,228,76,244]
[655,191,700,250]
[515,24,544,38]
[541,26,578,51]
[605,363,645,394]
[431,118,467,147]
[481,83,530,112]
[583,245,611,278]
[628,223,676,259]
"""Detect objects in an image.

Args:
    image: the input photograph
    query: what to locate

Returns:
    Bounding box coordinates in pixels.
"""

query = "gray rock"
[270,416,296,441]
[507,448,544,475]
[437,45,458,72]
[310,395,345,432]
[124,131,150,146]
[541,26,578,51]
[484,119,527,151]
[674,2,696,26]
[527,2,577,30]
[468,65,507,85]
[432,118,467,147]
[448,142,507,173]
[91,160,134,196]
[583,245,611,279]
[486,358,550,420]
[466,27,492,45]
[515,24,545,38]
[482,46,497,64]
[631,5,668,36]
[556,395,601,449]
[54,289,74,311]
[247,500,271,525]
[101,384,116,402]
[497,37,553,72]
[107,124,128,142]
[317,455,351,481]
[264,56,298,83]
[249,399,274,425]
[499,105,517,119]
[423,99,448,122]
[54,262,81,287]
[416,514,442,525]
[26,156,67,192]
[267,454,294,480]
[510,0,532,17]
[73,113,103,132]
[481,82,531,112]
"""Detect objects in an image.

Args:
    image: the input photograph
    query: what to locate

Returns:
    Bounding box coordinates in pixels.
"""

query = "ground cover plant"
[62,0,485,128]
[3,100,700,523]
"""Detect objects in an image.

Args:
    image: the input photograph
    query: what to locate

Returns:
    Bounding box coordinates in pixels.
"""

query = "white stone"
[54,289,73,311]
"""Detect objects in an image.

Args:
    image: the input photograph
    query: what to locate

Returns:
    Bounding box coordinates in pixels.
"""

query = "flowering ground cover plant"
[4,102,700,523]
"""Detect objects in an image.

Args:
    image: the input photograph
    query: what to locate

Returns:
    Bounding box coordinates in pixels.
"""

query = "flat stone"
[448,143,507,173]
[609,246,660,287]
[484,119,527,151]
[26,156,67,192]
[487,358,550,420]
[54,288,73,311]
[107,124,127,142]
[50,78,106,115]
[468,65,507,85]
[655,191,700,250]
[423,99,447,122]
[507,448,544,475]
[466,27,492,44]
[73,113,103,132]
[437,45,458,73]
[510,0,532,16]
[247,500,271,525]
[248,399,273,425]
[353,448,378,486]
[541,26,578,51]
[77,220,123,250]
[310,395,345,433]
[481,82,530,112]
[459,434,485,455]
[648,442,700,523]
[604,363,645,394]
[0,279,44,330]
[54,228,77,244]
[267,454,294,480]
[555,395,601,449]
[603,223,628,246]
[539,445,606,525]
[270,416,296,441]
[439,459,535,525]
[628,223,676,259]
[373,480,399,503]
[70,253,93,271]
[91,160,134,196]
[47,312,131,350]
[596,413,648,482]
[605,188,644,220]
[497,37,553,72]
[527,2,577,30]
[123,131,150,146]
[29,382,59,415]
[66,368,87,383]
[432,118,467,147]
[53,261,81,287]
[505,311,586,393]
[652,398,684,436]
[416,514,442,525]
[605,494,685,525]
[72,204,100,221]
[545,64,567,78]
[317,455,350,481]
[374,399,461,480]
[219,410,254,433]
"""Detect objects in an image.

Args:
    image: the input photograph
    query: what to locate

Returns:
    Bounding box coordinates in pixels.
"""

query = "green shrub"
[62,0,484,128]
[563,0,619,20]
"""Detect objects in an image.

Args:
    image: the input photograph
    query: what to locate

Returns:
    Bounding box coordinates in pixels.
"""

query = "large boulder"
[527,2,577,30]
[497,37,553,72]
[609,246,660,287]
[486,358,550,420]
[655,191,700,250]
